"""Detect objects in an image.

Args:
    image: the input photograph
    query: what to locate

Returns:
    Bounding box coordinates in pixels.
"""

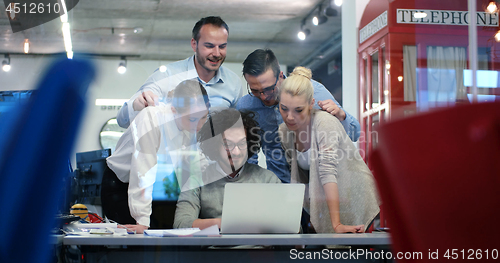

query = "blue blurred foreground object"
[0,59,95,263]
[370,102,500,263]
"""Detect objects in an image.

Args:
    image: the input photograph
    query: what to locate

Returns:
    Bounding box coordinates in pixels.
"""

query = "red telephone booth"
[358,0,500,162]
[358,0,500,227]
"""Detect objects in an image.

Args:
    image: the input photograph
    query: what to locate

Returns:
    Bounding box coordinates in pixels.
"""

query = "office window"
[403,45,417,101]
[426,46,467,107]
[371,50,380,108]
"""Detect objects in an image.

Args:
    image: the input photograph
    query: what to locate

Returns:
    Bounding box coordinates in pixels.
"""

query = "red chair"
[370,102,500,262]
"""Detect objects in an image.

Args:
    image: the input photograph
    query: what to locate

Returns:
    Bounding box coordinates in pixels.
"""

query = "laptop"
[220,183,305,234]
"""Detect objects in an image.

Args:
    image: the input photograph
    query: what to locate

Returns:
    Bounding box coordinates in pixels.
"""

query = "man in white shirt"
[102,80,210,233]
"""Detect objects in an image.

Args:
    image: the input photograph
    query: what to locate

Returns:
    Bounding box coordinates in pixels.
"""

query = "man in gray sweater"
[174,109,281,229]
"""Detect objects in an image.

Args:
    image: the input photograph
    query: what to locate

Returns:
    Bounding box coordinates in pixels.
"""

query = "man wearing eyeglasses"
[236,49,361,183]
[174,109,281,229]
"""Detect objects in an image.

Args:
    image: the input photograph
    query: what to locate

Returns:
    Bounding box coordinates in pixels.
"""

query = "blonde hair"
[280,66,314,104]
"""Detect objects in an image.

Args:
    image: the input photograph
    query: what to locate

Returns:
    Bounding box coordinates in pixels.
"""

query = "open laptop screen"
[221,183,305,234]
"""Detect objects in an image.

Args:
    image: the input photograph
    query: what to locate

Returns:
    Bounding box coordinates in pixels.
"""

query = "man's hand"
[120,224,149,234]
[192,218,222,230]
[318,99,346,121]
[133,90,159,111]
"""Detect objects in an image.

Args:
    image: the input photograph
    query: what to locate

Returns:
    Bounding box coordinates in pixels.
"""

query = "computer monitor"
[152,163,180,201]
[0,90,34,115]
[56,159,75,214]
[74,148,111,205]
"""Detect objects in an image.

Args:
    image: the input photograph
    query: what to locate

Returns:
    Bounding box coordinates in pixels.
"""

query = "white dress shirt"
[107,104,205,226]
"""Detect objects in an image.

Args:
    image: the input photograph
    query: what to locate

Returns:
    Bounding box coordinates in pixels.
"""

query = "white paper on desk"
[72,223,118,229]
[144,224,220,237]
[64,222,119,235]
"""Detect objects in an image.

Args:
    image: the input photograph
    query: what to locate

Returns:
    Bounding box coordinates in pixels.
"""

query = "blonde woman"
[278,66,379,234]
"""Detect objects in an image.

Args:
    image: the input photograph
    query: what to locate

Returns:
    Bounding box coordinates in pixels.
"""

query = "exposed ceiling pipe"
[297,31,342,71]
[304,41,342,71]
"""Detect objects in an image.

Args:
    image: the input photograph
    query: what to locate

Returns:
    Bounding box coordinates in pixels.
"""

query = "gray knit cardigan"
[279,110,380,233]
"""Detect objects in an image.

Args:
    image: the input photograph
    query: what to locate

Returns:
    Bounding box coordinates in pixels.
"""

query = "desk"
[62,233,393,263]
[64,233,390,246]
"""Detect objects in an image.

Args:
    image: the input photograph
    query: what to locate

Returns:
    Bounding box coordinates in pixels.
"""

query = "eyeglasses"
[247,75,279,97]
[223,139,248,151]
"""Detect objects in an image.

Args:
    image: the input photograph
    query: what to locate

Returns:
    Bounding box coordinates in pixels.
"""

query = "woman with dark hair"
[174,108,281,230]
[101,79,210,233]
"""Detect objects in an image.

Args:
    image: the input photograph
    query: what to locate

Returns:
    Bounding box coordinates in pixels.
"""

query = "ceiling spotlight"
[487,1,498,14]
[297,31,306,40]
[324,6,338,17]
[117,62,126,74]
[117,56,127,74]
[313,7,328,26]
[159,65,167,72]
[298,20,311,41]
[312,16,319,26]
[24,39,30,54]
[334,0,343,7]
[298,28,310,41]
[316,15,328,25]
[2,55,11,72]
[133,27,143,34]
[495,30,500,42]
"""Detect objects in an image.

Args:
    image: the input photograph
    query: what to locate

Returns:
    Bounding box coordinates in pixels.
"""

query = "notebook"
[220,183,305,234]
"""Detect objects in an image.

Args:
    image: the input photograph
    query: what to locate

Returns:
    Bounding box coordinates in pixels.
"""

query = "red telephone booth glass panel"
[372,50,380,108]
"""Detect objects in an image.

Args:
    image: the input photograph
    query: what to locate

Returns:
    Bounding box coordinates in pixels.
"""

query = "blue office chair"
[0,58,95,263]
